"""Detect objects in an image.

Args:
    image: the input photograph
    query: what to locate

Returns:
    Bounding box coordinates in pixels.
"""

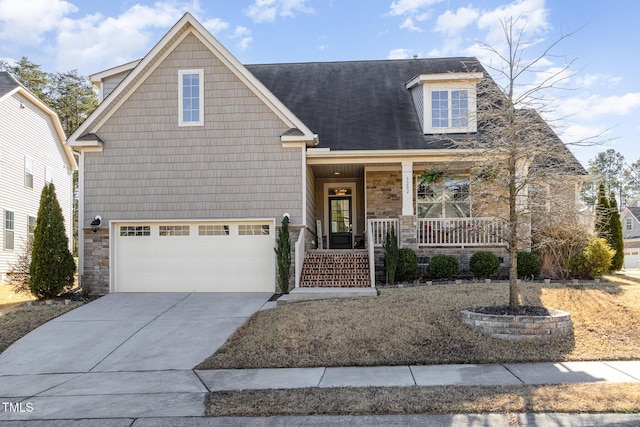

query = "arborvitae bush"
[517,251,540,279]
[427,254,459,280]
[275,217,291,294]
[608,194,624,271]
[29,183,75,299]
[384,226,399,284]
[396,248,418,282]
[469,251,500,279]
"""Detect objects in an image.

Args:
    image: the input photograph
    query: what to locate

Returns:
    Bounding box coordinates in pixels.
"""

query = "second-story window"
[178,69,204,126]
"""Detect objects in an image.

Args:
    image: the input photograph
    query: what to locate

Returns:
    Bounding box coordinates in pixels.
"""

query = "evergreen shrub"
[427,254,459,280]
[517,251,540,279]
[469,251,500,279]
[396,248,418,282]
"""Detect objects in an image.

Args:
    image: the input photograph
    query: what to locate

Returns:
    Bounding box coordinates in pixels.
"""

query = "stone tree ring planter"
[461,306,572,342]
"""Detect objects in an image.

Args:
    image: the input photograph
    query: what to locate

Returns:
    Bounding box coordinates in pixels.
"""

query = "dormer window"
[406,72,482,134]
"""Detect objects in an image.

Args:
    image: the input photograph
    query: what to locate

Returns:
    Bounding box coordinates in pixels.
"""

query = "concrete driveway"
[0,292,272,420]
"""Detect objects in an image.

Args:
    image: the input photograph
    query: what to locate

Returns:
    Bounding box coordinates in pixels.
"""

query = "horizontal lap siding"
[0,93,73,274]
[84,33,302,225]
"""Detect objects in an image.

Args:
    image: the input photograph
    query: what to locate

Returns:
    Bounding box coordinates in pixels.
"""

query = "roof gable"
[69,12,317,147]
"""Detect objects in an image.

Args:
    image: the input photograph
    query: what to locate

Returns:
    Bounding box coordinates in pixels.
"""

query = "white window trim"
[424,84,477,134]
[25,156,34,189]
[45,165,53,184]
[4,210,14,251]
[178,69,204,127]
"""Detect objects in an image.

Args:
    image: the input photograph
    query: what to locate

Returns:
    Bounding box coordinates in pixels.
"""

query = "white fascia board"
[405,72,484,89]
[281,133,319,146]
[11,87,78,171]
[89,59,141,85]
[306,148,485,164]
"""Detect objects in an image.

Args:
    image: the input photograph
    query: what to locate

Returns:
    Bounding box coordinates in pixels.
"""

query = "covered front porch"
[307,151,507,251]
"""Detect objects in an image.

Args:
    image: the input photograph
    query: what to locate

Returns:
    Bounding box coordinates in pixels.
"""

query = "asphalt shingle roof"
[0,71,20,97]
[246,57,483,151]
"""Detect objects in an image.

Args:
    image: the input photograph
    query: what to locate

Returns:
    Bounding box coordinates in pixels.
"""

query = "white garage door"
[113,221,275,292]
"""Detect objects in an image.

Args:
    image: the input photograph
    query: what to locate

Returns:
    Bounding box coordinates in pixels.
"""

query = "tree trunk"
[508,152,520,310]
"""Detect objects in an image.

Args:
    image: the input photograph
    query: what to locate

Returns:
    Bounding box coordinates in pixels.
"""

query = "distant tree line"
[581,148,640,209]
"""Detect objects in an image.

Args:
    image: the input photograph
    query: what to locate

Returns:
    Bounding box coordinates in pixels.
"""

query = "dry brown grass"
[0,305,76,354]
[206,383,640,417]
[198,277,640,369]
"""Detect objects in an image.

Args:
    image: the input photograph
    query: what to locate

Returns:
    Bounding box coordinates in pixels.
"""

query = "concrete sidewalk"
[2,292,640,424]
[1,361,639,422]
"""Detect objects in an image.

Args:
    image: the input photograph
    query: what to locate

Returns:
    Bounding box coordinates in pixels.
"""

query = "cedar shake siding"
[82,33,304,226]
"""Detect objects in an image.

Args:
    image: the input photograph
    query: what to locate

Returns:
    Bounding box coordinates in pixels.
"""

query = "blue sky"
[1,0,638,167]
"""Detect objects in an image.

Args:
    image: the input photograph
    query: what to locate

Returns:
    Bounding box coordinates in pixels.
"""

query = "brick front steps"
[300,250,370,288]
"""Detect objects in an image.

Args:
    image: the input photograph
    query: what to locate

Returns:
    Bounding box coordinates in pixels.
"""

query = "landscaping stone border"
[460,308,573,342]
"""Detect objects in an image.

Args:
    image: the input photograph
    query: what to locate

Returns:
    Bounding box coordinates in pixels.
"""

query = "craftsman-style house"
[68,13,585,294]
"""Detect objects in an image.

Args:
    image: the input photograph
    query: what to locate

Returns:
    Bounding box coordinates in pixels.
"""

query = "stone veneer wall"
[82,228,110,295]
[366,171,402,219]
[461,309,573,341]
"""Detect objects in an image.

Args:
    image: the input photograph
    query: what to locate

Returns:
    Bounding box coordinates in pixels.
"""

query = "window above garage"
[178,69,204,127]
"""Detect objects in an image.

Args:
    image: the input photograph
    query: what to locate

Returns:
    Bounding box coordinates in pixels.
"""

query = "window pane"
[432,91,449,127]
[451,90,468,127]
[5,211,14,250]
[239,224,270,235]
[28,215,36,234]
[181,71,201,124]
[417,179,470,219]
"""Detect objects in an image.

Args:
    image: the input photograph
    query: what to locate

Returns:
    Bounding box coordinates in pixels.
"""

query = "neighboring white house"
[0,72,77,283]
[621,198,640,269]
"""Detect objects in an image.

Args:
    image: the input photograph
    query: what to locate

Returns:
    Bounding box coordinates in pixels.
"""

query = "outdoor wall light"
[91,215,102,233]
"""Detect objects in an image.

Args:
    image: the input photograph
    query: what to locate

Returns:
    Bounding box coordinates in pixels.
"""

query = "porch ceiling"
[311,164,365,179]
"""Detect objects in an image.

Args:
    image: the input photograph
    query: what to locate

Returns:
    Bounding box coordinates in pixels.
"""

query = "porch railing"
[367,220,376,287]
[418,218,506,247]
[294,228,306,288]
[369,218,400,247]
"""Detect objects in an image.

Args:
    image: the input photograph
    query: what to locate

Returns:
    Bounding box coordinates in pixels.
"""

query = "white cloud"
[559,123,610,146]
[54,2,191,73]
[400,17,421,32]
[245,0,313,23]
[388,48,413,59]
[0,0,77,49]
[434,6,480,37]
[558,93,640,121]
[389,0,441,16]
[203,17,230,35]
[477,0,550,47]
[231,26,253,51]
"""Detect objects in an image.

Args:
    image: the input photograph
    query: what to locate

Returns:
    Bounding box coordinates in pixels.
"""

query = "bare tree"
[456,17,587,310]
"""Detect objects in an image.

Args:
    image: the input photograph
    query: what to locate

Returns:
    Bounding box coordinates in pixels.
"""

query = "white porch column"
[402,161,414,216]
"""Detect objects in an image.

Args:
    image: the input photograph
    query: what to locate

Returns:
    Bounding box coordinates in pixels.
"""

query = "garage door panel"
[114,222,275,292]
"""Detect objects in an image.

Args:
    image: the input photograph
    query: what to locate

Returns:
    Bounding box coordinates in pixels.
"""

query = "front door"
[329,196,352,249]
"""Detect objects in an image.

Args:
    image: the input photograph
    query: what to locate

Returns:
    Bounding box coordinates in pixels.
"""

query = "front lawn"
[0,304,76,354]
[198,277,640,369]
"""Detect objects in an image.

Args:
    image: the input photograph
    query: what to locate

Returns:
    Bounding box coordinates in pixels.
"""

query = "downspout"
[77,151,85,287]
